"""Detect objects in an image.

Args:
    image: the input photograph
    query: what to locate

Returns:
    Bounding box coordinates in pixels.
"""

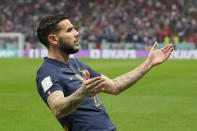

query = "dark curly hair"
[37,14,67,48]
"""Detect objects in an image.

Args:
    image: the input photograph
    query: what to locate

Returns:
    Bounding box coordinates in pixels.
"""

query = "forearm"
[47,89,86,119]
[102,42,173,95]
[113,59,152,94]
[48,75,105,119]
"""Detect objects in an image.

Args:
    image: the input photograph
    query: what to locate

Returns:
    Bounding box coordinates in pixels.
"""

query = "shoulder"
[36,60,63,101]
[36,60,61,87]
[37,62,56,78]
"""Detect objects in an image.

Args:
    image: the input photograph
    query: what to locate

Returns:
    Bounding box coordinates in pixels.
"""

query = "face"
[56,19,79,54]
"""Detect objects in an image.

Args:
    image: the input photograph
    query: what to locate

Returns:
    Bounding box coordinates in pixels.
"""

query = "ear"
[48,34,58,45]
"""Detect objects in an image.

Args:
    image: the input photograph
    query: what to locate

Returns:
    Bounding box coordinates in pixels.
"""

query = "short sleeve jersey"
[36,57,116,131]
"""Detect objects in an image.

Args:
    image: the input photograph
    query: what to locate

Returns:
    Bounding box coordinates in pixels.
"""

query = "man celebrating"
[36,14,174,131]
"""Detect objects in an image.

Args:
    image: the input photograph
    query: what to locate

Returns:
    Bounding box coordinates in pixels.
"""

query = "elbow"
[111,80,121,95]
[114,91,120,95]
[55,114,63,119]
[112,88,121,95]
[51,105,71,119]
[51,107,63,119]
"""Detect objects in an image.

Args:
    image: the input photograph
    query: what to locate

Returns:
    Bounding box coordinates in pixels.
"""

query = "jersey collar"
[44,57,68,67]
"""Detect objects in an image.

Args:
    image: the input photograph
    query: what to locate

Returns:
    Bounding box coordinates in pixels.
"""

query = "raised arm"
[100,42,174,95]
[47,71,105,119]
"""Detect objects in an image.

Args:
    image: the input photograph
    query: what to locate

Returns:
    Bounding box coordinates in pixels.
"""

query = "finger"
[164,47,174,60]
[87,79,105,91]
[164,45,174,54]
[161,44,170,52]
[162,45,171,54]
[94,79,106,91]
[84,70,90,80]
[90,82,105,95]
[162,44,173,54]
[94,82,105,94]
[151,41,158,51]
[85,76,101,85]
[89,79,105,92]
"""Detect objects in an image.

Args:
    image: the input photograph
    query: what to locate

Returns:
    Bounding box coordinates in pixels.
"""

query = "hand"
[79,70,105,97]
[146,42,174,68]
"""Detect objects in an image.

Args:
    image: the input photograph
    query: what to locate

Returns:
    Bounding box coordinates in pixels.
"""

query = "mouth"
[74,39,79,45]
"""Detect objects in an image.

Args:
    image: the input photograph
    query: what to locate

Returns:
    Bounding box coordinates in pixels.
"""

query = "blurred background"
[0,0,197,58]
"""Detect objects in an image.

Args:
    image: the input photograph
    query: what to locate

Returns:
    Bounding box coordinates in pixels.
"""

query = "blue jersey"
[36,57,116,131]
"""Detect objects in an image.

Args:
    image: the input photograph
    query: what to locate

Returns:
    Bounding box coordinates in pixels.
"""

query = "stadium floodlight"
[0,32,25,57]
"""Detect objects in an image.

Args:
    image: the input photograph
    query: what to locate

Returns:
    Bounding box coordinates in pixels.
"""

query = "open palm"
[148,42,174,67]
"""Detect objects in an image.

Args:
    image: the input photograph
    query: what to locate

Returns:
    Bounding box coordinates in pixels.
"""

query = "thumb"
[151,41,158,51]
[84,70,90,80]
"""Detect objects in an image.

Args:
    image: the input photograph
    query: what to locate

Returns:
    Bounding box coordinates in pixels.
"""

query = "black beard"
[59,38,79,54]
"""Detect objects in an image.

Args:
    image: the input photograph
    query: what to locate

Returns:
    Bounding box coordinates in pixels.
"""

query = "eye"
[67,27,73,32]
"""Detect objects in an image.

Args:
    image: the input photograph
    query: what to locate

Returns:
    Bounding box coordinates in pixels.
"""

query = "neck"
[47,47,69,64]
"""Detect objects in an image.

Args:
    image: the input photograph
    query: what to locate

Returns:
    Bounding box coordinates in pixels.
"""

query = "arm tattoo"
[47,90,85,119]
[113,62,150,93]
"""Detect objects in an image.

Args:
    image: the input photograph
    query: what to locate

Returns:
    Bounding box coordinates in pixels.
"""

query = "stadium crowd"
[0,0,197,49]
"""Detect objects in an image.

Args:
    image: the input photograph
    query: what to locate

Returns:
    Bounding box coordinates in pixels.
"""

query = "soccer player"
[36,14,174,131]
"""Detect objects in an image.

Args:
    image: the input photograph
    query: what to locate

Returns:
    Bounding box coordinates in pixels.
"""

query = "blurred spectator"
[0,0,197,49]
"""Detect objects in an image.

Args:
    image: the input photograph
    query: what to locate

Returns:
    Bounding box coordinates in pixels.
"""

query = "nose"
[74,29,79,37]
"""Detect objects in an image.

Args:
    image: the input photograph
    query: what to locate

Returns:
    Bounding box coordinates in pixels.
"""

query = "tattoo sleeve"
[47,90,86,119]
[113,60,151,93]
